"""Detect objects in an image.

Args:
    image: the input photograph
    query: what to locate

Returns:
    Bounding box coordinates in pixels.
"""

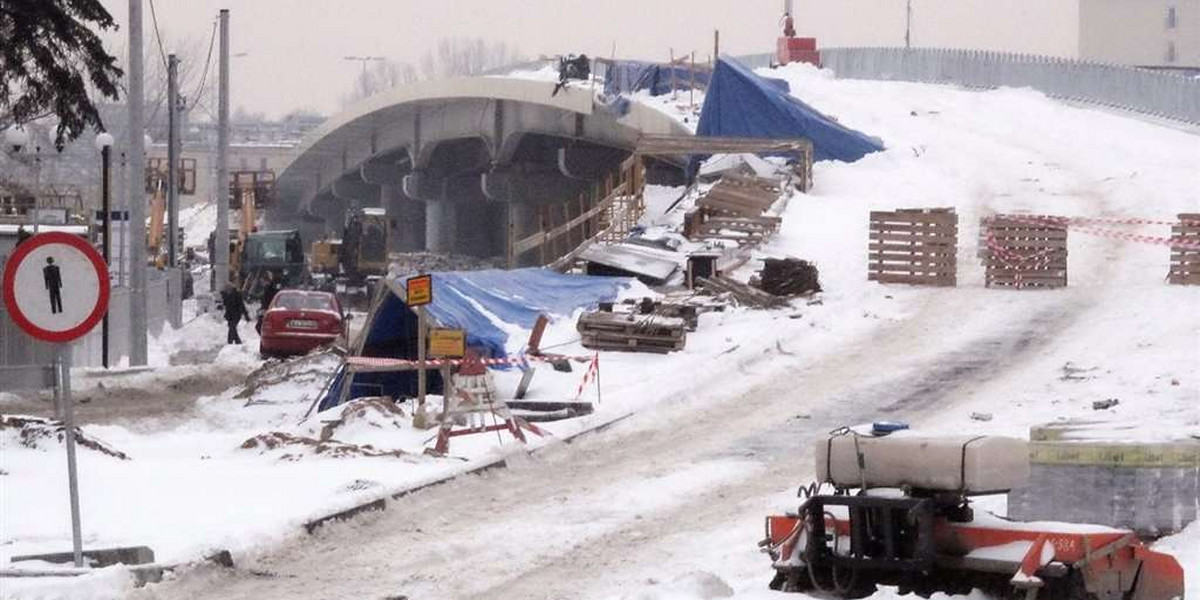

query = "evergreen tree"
[0,0,123,148]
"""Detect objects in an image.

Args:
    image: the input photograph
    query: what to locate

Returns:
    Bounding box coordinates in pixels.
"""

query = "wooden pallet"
[698,275,789,309]
[868,208,958,287]
[983,215,1068,289]
[577,311,686,354]
[1169,213,1200,286]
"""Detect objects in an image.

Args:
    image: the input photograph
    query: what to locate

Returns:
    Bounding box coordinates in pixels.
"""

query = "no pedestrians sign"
[3,232,110,343]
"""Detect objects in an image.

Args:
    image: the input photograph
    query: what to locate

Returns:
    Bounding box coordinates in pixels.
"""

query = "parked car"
[259,290,344,357]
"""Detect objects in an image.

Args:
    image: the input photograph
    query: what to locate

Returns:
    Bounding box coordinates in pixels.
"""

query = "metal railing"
[752,47,1200,125]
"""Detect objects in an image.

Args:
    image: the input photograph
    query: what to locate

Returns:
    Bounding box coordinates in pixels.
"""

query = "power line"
[188,17,218,111]
[147,0,170,70]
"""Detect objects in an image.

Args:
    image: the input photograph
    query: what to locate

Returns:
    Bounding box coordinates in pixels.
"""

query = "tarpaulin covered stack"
[696,57,883,164]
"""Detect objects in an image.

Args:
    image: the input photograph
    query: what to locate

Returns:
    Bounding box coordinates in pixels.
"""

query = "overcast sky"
[98,1,782,119]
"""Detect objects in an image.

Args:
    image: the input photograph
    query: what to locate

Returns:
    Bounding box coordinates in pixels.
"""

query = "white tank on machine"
[816,433,1030,495]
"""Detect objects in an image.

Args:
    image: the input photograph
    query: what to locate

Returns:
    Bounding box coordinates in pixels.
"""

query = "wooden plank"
[868,242,956,252]
[696,198,766,218]
[869,223,959,234]
[986,239,1068,250]
[868,253,956,265]
[705,215,783,225]
[709,182,779,204]
[869,273,956,286]
[868,233,957,245]
[1168,273,1200,285]
[869,211,959,225]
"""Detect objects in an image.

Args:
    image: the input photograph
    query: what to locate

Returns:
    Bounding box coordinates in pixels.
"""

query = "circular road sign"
[3,232,110,343]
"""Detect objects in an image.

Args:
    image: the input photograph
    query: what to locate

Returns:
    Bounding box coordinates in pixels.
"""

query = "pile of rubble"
[1,414,130,460]
[387,252,505,277]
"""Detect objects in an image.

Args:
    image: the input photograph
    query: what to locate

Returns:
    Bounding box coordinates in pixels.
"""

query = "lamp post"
[95,132,114,368]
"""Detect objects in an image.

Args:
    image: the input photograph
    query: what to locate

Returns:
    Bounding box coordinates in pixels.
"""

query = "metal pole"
[714,29,720,60]
[167,53,179,269]
[57,346,84,568]
[215,9,231,290]
[906,0,912,49]
[101,147,111,369]
[417,305,426,408]
[128,0,148,366]
[117,152,127,288]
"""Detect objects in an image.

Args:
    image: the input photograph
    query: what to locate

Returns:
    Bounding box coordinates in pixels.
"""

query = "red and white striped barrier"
[574,353,601,402]
[346,353,593,370]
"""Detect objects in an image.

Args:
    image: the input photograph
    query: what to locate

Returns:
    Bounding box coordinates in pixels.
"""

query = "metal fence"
[0,266,183,387]
[806,48,1200,125]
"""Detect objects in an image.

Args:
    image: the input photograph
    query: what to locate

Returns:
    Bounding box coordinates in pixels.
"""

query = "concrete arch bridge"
[272,76,693,265]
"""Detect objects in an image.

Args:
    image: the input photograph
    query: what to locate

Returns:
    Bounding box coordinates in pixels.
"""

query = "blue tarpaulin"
[603,60,712,97]
[316,269,629,412]
[696,57,884,163]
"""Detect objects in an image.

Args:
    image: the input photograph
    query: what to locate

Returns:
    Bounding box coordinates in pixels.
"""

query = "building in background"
[793,0,1198,70]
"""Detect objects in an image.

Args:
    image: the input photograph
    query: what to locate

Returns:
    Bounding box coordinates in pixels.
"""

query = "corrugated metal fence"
[0,263,183,387]
[769,48,1200,125]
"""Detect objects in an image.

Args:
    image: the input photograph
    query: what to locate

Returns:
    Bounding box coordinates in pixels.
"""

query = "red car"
[259,290,345,357]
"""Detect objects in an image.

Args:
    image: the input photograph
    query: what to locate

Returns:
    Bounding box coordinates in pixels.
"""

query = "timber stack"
[757,258,821,296]
[577,309,687,354]
[684,175,784,246]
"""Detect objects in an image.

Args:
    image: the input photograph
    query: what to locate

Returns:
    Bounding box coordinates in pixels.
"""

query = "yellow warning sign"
[428,328,466,358]
[406,274,432,306]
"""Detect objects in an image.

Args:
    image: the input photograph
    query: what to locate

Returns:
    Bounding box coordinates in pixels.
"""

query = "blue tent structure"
[314,269,629,413]
[696,57,884,163]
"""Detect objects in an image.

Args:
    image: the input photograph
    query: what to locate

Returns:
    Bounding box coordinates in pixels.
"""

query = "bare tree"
[340,38,523,107]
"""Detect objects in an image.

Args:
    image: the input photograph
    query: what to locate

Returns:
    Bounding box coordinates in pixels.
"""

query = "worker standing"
[256,272,280,333]
[221,283,249,345]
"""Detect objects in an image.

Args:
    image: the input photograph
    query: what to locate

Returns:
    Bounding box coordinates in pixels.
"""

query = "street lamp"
[94,132,114,369]
[344,55,386,76]
[5,124,29,152]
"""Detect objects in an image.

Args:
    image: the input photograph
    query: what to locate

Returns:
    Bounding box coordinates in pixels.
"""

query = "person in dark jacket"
[221,283,249,344]
[16,224,31,247]
[256,271,280,333]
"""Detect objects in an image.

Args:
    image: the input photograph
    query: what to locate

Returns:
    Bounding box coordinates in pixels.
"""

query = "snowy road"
[133,280,1097,600]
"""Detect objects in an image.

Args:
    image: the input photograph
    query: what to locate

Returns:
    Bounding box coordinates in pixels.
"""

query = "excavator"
[207,170,306,298]
[310,207,390,284]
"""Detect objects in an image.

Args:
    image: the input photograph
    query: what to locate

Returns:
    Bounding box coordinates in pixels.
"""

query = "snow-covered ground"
[3,63,1198,600]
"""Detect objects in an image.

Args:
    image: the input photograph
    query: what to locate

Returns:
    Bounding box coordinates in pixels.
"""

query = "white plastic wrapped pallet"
[1007,421,1200,536]
[815,433,1030,494]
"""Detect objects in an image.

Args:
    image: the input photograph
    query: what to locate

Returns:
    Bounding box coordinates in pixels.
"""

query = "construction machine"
[205,170,306,297]
[309,207,390,284]
[761,428,1185,600]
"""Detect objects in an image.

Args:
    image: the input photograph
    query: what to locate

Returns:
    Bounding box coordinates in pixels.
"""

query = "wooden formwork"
[1169,213,1200,286]
[983,215,1068,289]
[867,208,958,286]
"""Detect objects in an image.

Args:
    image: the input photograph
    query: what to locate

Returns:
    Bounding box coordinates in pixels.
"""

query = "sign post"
[3,232,110,568]
[406,274,433,408]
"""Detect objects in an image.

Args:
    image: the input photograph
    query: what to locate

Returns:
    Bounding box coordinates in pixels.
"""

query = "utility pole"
[905,0,913,49]
[167,53,180,269]
[128,0,148,366]
[215,9,231,290]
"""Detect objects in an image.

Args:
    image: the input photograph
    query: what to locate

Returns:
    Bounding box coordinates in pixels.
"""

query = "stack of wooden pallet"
[577,310,686,354]
[684,175,783,245]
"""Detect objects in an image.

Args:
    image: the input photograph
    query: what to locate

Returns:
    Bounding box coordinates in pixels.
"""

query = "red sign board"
[3,232,110,343]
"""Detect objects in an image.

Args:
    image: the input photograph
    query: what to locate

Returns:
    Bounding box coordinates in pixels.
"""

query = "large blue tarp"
[317,269,628,412]
[604,60,712,97]
[696,57,884,163]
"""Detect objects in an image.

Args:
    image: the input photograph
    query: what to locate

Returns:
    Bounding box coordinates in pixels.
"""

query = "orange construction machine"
[761,428,1185,600]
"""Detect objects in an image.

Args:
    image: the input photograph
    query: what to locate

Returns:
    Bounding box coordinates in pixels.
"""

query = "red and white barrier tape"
[346,353,593,370]
[985,215,1200,251]
[574,353,600,401]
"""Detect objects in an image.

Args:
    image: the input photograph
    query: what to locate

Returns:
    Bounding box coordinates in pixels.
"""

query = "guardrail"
[793,48,1200,125]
